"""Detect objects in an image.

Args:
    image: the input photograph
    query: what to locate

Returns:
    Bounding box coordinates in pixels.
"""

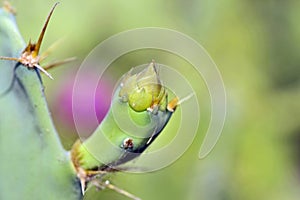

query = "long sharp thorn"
[34,64,53,80]
[43,57,76,71]
[0,56,20,62]
[34,2,60,56]
[104,181,141,200]
[178,92,195,105]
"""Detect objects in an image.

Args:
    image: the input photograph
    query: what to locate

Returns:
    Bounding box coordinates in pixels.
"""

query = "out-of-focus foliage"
[11,0,300,199]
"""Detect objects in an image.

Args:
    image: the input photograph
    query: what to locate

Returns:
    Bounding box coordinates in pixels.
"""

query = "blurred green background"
[9,0,300,199]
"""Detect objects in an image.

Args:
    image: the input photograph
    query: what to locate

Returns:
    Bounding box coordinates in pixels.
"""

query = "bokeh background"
[9,0,300,199]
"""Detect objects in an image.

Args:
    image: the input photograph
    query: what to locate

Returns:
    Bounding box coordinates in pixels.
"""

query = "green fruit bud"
[119,61,166,112]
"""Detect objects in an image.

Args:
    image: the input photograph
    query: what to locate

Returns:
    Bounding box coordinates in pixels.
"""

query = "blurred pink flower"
[54,69,115,136]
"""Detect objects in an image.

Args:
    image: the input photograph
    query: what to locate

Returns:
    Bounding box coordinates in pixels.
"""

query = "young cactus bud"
[119,62,166,112]
[71,61,179,193]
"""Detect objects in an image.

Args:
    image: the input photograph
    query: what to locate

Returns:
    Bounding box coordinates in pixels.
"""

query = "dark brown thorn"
[34,2,60,57]
[43,57,76,70]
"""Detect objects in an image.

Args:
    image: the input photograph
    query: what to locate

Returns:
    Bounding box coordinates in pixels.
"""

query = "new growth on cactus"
[71,61,180,195]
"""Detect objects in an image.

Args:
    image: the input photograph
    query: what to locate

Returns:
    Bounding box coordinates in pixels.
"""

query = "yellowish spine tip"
[167,97,179,112]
